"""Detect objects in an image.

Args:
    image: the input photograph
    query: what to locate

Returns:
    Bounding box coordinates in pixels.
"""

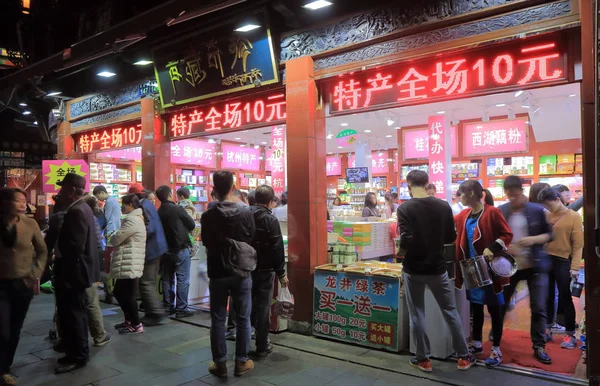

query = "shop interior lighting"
[97,71,116,78]
[240,144,246,147]
[133,60,153,66]
[532,105,541,115]
[337,146,343,149]
[514,90,524,97]
[22,111,31,115]
[261,141,267,144]
[436,110,445,114]
[340,123,348,126]
[386,118,395,127]
[47,91,62,96]
[235,24,260,32]
[326,132,333,139]
[569,94,576,97]
[234,137,241,140]
[495,103,506,107]
[385,134,392,138]
[33,121,38,125]
[303,0,333,10]
[208,138,216,143]
[19,102,27,106]
[364,129,372,133]
[507,108,516,120]
[451,117,460,126]
[254,144,260,149]
[378,151,384,157]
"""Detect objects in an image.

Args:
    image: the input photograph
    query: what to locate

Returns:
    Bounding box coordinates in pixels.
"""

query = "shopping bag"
[273,286,295,320]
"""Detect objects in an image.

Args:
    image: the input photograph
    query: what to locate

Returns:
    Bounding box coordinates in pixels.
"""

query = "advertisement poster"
[271,126,286,196]
[170,139,217,168]
[451,163,479,179]
[326,156,342,176]
[348,152,390,175]
[427,115,448,198]
[313,270,400,351]
[220,144,261,172]
[402,126,457,160]
[42,160,89,194]
[463,120,528,156]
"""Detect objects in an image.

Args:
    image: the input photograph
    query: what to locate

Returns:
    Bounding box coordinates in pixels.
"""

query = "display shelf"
[90,179,132,184]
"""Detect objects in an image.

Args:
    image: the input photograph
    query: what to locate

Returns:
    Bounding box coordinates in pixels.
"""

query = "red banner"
[463,119,528,156]
[428,115,447,199]
[271,126,286,196]
[73,121,142,153]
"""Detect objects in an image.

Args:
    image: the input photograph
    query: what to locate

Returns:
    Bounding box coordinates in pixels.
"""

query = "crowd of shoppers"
[399,171,584,372]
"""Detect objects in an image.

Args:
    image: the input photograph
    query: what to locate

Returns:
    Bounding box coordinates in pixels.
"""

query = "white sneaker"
[551,323,566,333]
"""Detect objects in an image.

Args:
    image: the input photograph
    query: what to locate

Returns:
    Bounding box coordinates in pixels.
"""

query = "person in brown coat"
[0,188,48,386]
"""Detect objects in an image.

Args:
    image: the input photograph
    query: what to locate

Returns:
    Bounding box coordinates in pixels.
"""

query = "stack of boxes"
[328,220,394,260]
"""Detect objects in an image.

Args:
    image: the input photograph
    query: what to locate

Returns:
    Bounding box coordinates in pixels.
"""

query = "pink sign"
[463,119,528,156]
[348,152,389,175]
[42,160,90,194]
[428,115,447,199]
[170,139,217,167]
[270,126,286,195]
[97,147,142,161]
[403,126,457,160]
[221,144,261,172]
[326,156,342,176]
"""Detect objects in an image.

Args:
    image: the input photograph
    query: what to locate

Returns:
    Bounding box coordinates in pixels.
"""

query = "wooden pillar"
[579,0,599,383]
[57,120,78,159]
[141,97,170,191]
[285,56,328,325]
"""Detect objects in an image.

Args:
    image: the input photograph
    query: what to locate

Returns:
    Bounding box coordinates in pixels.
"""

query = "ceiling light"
[303,0,333,10]
[337,146,343,149]
[495,103,506,107]
[364,129,372,133]
[240,144,246,147]
[33,121,38,125]
[386,119,395,126]
[47,91,62,96]
[234,137,241,140]
[22,111,31,115]
[482,109,490,123]
[385,134,392,138]
[259,156,264,160]
[97,71,116,78]
[569,94,576,98]
[451,118,460,126]
[235,24,260,32]
[436,110,445,114]
[508,108,516,120]
[521,104,530,109]
[340,123,348,126]
[533,105,541,114]
[133,60,153,66]
[208,138,216,144]
[19,103,27,107]
[254,144,260,149]
[261,141,267,145]
[514,90,523,97]
[326,132,333,140]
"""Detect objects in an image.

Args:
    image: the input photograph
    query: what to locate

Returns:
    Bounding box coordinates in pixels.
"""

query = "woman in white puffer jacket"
[109,193,147,334]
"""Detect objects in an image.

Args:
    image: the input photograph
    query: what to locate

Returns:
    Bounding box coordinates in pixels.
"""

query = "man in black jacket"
[156,185,196,318]
[201,171,256,378]
[250,185,288,356]
[54,173,100,374]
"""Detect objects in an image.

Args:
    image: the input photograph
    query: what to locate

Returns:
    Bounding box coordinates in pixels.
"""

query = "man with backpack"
[201,171,256,378]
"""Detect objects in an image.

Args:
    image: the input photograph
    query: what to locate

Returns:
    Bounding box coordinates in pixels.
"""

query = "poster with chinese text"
[42,160,89,194]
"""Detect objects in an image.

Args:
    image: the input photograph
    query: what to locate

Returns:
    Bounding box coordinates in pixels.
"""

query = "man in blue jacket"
[498,176,553,365]
[129,183,168,326]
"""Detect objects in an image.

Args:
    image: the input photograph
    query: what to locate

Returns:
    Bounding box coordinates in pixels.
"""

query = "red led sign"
[168,91,286,138]
[73,121,142,153]
[328,36,567,113]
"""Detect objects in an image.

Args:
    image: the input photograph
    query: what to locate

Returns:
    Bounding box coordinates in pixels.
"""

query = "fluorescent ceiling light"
[521,105,530,109]
[385,134,392,138]
[337,146,343,149]
[234,137,241,140]
[34,121,38,125]
[326,132,333,139]
[47,91,62,96]
[436,110,445,114]
[134,60,153,66]
[19,103,27,106]
[261,141,267,145]
[386,119,394,126]
[235,24,260,32]
[22,111,31,115]
[340,123,348,126]
[495,103,506,107]
[569,94,576,97]
[254,145,260,149]
[303,0,333,10]
[97,71,116,78]
[208,138,216,144]
[240,144,246,147]
[378,152,384,157]
[364,129,372,133]
[514,90,523,97]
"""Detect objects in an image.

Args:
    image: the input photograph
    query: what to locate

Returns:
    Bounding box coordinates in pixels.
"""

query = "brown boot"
[208,361,228,378]
[234,359,254,376]
[1,374,17,386]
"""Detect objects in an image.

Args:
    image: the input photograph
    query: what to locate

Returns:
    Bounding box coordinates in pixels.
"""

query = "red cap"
[128,183,145,195]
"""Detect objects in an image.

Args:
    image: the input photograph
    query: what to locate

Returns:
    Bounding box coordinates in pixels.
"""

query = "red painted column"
[285,56,327,324]
[141,97,170,191]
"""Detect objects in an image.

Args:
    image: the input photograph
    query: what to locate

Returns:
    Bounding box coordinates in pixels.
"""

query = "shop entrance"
[320,81,585,380]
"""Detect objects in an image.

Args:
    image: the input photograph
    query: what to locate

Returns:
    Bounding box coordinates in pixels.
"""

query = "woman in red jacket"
[455,181,513,368]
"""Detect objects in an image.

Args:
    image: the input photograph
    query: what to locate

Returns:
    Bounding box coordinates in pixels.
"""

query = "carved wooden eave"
[278,0,579,79]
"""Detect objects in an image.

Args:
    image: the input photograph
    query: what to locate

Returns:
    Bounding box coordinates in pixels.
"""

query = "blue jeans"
[162,249,191,312]
[210,275,252,363]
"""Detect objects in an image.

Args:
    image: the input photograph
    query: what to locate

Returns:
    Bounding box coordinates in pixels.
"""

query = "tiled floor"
[9,294,585,386]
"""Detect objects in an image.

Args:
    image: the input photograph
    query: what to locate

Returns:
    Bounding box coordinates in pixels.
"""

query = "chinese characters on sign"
[328,37,566,113]
[463,120,528,156]
[168,92,286,138]
[348,152,390,175]
[313,270,400,351]
[153,14,279,108]
[428,115,448,199]
[42,160,89,193]
[270,126,286,196]
[72,121,142,153]
[170,139,217,168]
[220,144,261,172]
[402,127,457,160]
[326,156,342,176]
